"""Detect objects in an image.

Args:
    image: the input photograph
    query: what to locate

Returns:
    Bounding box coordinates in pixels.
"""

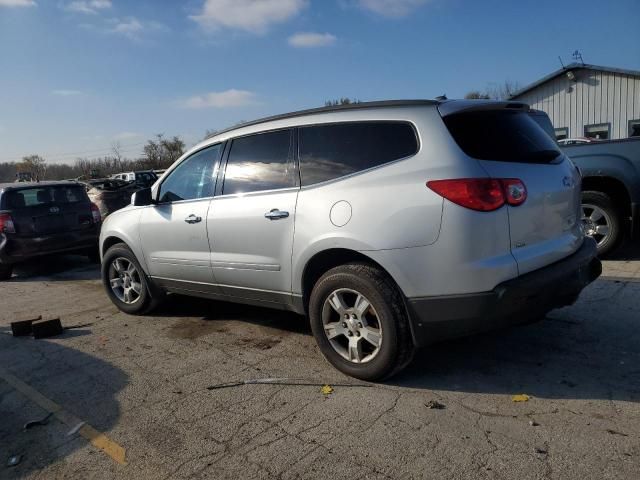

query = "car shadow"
[0,333,127,478]
[7,255,100,282]
[389,277,640,403]
[607,240,640,261]
[154,294,311,336]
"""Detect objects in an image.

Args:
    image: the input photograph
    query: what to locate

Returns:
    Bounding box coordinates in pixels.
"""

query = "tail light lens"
[427,178,527,212]
[90,203,102,224]
[0,213,16,233]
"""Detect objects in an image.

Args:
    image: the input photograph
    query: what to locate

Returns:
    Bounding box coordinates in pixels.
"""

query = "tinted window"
[299,122,418,186]
[223,129,295,195]
[159,144,221,203]
[6,185,87,208]
[443,110,562,163]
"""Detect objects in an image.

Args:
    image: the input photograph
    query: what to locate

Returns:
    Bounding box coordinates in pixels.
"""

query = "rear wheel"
[309,263,414,381]
[101,243,163,314]
[581,191,622,256]
[0,264,13,281]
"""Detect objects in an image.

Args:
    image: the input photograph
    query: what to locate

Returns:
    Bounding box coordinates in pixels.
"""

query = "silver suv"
[100,100,601,380]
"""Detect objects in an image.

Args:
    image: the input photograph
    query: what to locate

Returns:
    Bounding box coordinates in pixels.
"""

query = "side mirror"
[132,187,154,206]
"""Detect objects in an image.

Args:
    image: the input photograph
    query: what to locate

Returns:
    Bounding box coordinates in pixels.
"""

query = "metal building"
[510,63,640,140]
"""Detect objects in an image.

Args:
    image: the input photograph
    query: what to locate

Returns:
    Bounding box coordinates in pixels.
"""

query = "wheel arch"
[582,175,631,221]
[300,248,403,314]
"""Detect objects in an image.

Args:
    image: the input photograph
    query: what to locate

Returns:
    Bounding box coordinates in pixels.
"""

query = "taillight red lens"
[427,178,527,211]
[0,213,16,233]
[501,179,527,206]
[427,179,505,211]
[90,203,102,223]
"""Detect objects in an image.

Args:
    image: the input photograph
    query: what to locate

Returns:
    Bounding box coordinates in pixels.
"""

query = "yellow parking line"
[0,366,127,465]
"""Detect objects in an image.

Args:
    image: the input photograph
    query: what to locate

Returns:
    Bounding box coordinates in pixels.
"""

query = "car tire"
[0,264,13,281]
[581,191,622,256]
[309,262,414,381]
[101,242,163,315]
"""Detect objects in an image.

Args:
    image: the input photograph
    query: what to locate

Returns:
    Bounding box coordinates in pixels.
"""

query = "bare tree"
[464,91,491,100]
[18,155,47,181]
[324,98,361,106]
[485,80,522,100]
[111,141,125,171]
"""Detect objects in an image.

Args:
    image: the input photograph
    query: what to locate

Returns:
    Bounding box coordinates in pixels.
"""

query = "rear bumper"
[0,228,99,265]
[406,237,601,346]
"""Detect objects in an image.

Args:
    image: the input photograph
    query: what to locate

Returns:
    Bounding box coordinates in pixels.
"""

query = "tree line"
[0,134,186,183]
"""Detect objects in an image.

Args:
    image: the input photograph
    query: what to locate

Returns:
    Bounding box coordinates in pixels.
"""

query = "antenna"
[558,56,565,69]
[572,50,585,65]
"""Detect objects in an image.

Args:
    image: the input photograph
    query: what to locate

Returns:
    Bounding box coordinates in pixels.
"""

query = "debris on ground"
[32,318,63,339]
[528,420,540,427]
[24,412,53,431]
[64,322,95,330]
[535,447,548,455]
[425,400,446,410]
[67,422,85,437]
[511,394,530,402]
[206,378,371,390]
[6,455,22,467]
[320,385,334,396]
[606,429,629,437]
[10,316,42,336]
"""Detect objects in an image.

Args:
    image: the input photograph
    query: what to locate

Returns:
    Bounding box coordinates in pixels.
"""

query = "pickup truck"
[561,138,640,255]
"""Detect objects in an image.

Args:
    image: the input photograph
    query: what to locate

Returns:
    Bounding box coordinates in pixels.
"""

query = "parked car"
[558,137,599,146]
[0,181,102,280]
[110,171,158,188]
[560,138,640,255]
[84,178,138,218]
[99,99,601,380]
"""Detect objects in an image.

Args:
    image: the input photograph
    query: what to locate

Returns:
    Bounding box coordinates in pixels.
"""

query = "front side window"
[299,122,419,186]
[584,123,610,140]
[223,129,296,195]
[158,144,221,203]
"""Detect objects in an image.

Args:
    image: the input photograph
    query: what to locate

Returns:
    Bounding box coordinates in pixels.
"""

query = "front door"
[208,128,299,304]
[139,143,223,288]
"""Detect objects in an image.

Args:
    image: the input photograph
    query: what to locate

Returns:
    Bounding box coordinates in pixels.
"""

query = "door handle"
[184,214,202,224]
[264,209,289,220]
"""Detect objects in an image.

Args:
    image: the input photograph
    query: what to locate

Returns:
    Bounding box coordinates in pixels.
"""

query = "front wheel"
[308,263,414,381]
[581,191,622,256]
[101,243,162,314]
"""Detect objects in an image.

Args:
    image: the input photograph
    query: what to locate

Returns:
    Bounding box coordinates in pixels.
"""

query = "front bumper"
[406,237,602,346]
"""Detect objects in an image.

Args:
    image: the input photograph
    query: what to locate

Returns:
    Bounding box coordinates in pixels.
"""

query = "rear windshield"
[5,185,87,208]
[443,110,562,163]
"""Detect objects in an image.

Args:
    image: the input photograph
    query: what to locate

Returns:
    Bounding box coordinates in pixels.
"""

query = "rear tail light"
[90,203,102,224]
[0,213,16,233]
[427,178,527,212]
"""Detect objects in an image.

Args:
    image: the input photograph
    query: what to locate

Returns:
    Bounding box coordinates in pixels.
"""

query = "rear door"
[7,185,94,237]
[207,128,298,304]
[441,105,583,274]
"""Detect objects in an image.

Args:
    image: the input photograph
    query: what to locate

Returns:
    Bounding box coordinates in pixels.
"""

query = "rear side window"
[223,129,296,195]
[6,185,86,208]
[443,110,562,163]
[299,122,418,186]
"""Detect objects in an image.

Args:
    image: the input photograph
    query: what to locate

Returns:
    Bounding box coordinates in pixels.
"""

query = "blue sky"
[1,0,639,164]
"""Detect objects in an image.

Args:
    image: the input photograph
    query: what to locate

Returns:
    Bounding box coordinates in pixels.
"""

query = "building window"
[554,127,569,141]
[584,123,610,140]
[629,120,640,138]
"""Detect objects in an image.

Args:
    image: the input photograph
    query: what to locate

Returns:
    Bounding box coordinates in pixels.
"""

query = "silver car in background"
[99,99,601,380]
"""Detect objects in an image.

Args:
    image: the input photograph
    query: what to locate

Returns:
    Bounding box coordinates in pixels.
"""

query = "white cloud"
[52,89,84,96]
[113,132,142,140]
[358,0,429,17]
[190,0,307,34]
[180,89,257,109]
[288,32,336,48]
[0,0,36,7]
[105,17,167,40]
[64,0,111,14]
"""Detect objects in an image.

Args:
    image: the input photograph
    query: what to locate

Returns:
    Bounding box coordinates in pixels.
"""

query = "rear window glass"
[443,110,561,163]
[6,186,86,208]
[299,122,419,186]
